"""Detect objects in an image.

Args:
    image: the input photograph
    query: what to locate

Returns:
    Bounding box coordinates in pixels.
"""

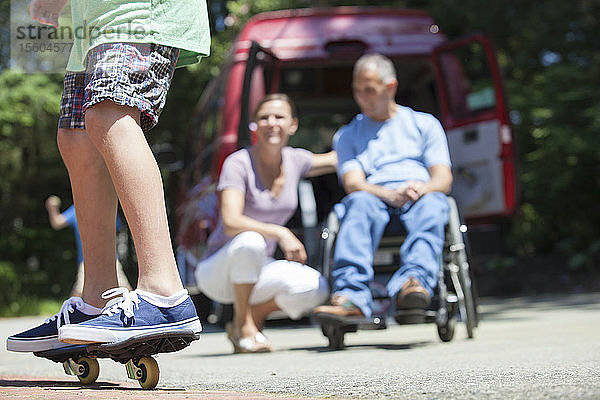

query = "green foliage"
[507,4,599,269]
[0,261,21,307]
[0,70,79,310]
[0,1,8,72]
[0,71,64,221]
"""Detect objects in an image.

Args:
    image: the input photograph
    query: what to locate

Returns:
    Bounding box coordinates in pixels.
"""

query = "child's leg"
[57,128,120,307]
[5,72,116,352]
[70,262,84,297]
[58,44,201,345]
[84,101,182,297]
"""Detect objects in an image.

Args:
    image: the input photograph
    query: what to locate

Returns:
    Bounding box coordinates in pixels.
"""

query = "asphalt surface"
[1,292,599,399]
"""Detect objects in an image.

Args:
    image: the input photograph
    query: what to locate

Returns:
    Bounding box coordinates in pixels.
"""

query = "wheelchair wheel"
[319,210,339,279]
[321,323,345,350]
[458,262,476,338]
[437,316,455,342]
[446,197,477,339]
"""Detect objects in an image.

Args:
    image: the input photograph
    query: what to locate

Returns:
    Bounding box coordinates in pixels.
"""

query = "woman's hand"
[277,227,307,264]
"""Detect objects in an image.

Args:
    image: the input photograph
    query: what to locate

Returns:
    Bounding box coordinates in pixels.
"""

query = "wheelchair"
[316,195,478,349]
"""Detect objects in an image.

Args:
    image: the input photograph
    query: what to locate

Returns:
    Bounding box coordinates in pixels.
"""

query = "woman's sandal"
[225,322,273,354]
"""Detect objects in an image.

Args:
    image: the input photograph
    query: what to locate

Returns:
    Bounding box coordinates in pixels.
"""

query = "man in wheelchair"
[314,53,453,320]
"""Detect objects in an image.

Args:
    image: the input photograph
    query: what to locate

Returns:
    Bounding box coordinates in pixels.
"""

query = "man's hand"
[30,0,68,28]
[381,187,410,208]
[381,181,428,208]
[404,180,427,202]
[277,228,307,265]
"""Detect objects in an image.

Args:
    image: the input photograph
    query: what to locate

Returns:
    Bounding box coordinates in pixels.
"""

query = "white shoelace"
[46,296,86,330]
[101,288,140,318]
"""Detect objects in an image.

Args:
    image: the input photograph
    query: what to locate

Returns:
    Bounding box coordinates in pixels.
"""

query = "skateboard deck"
[34,330,200,389]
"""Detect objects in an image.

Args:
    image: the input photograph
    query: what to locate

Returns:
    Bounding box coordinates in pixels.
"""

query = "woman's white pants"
[195,231,329,320]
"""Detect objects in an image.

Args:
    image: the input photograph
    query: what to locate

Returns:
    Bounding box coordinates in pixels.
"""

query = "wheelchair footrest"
[313,312,387,331]
[394,309,437,325]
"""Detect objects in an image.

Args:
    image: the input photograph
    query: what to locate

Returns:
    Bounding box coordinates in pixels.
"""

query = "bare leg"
[70,262,85,297]
[251,299,280,331]
[233,283,261,339]
[57,128,119,307]
[84,101,182,297]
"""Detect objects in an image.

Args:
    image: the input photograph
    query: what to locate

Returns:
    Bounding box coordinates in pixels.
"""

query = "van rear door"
[433,34,517,221]
[238,41,281,148]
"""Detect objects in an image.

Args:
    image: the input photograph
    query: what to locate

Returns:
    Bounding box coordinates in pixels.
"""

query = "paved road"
[1,293,599,399]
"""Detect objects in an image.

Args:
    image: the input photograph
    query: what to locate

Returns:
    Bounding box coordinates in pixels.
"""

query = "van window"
[394,59,439,117]
[437,42,497,120]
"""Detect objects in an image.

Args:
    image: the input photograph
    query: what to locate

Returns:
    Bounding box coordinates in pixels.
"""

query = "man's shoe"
[6,297,101,352]
[395,277,431,310]
[313,295,364,318]
[58,288,202,345]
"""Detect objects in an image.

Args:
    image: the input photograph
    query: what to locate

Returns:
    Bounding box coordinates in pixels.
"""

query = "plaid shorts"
[59,43,179,133]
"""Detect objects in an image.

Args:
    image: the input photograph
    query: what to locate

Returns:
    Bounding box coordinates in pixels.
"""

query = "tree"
[0,70,78,312]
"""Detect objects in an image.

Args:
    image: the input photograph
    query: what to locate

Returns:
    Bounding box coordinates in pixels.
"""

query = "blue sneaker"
[6,297,101,352]
[58,288,202,344]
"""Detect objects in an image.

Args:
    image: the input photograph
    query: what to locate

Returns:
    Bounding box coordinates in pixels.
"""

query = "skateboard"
[313,312,387,350]
[34,330,200,389]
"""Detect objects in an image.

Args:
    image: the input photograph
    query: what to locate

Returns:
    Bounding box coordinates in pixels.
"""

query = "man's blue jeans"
[331,191,449,317]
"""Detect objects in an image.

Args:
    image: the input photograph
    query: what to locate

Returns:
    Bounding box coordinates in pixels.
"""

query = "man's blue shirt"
[334,105,451,188]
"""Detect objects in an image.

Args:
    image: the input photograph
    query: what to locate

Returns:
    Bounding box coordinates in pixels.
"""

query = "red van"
[173,7,517,296]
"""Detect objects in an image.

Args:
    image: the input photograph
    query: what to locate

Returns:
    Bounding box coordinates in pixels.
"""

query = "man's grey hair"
[353,53,397,84]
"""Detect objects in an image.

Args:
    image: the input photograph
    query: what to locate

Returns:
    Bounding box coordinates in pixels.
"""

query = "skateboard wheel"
[134,356,160,389]
[75,357,99,384]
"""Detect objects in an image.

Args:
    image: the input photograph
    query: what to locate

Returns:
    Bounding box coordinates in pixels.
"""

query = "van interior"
[262,58,440,155]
